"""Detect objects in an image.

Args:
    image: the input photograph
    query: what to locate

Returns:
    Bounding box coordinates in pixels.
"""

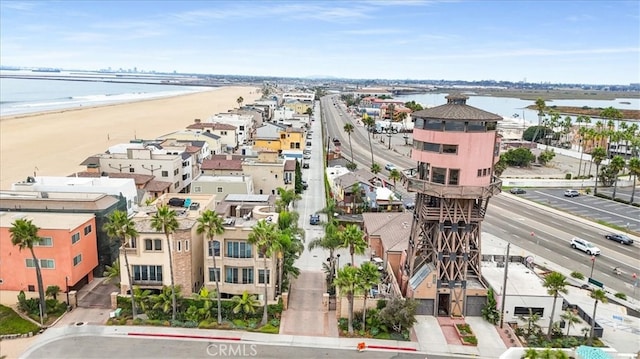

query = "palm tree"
[388,168,401,189]
[9,219,47,322]
[248,219,282,326]
[151,205,180,321]
[588,289,607,346]
[152,285,182,315]
[103,259,121,286]
[231,290,260,320]
[628,157,640,203]
[196,209,225,324]
[560,310,580,337]
[370,163,381,175]
[104,210,139,317]
[334,266,359,335]
[236,96,244,108]
[600,107,623,156]
[308,221,342,281]
[276,187,301,212]
[542,272,569,338]
[358,262,380,332]
[362,115,376,166]
[45,285,60,301]
[344,123,355,165]
[194,287,216,321]
[132,286,153,313]
[609,155,626,200]
[340,224,367,267]
[591,146,607,195]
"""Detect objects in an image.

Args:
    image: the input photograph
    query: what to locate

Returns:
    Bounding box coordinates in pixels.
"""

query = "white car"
[570,237,601,256]
[385,163,396,171]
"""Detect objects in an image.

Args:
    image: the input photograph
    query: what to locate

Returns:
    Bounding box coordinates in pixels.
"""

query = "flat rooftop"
[482,261,547,297]
[0,211,94,230]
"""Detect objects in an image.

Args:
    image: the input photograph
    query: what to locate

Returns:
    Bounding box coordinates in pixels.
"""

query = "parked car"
[570,237,601,256]
[385,163,396,171]
[301,180,308,190]
[564,189,580,197]
[604,233,634,245]
[302,161,309,169]
[309,214,320,225]
[510,188,526,194]
[303,154,311,159]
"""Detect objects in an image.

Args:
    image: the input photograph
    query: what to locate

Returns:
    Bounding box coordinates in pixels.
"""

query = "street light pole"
[590,256,596,278]
[499,243,511,329]
[65,276,70,306]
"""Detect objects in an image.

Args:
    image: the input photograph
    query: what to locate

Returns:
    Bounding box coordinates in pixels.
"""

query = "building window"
[208,268,221,282]
[444,121,465,132]
[144,238,162,251]
[185,240,189,252]
[425,119,443,131]
[414,118,424,130]
[133,265,163,282]
[208,240,221,257]
[225,267,239,284]
[242,268,254,284]
[431,167,446,184]
[448,169,460,185]
[194,186,202,193]
[73,254,82,266]
[442,144,458,154]
[84,225,92,235]
[467,121,486,132]
[482,168,488,176]
[34,237,53,247]
[177,241,182,252]
[424,142,440,152]
[71,232,80,244]
[26,259,55,269]
[217,187,223,193]
[514,306,544,316]
[226,241,252,258]
[129,237,137,249]
[477,169,482,177]
[174,169,179,176]
[174,182,179,189]
[487,122,497,131]
[28,285,35,292]
[258,269,270,285]
[129,168,135,173]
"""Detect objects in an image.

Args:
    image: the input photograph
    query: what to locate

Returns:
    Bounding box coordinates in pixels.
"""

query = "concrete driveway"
[77,278,118,309]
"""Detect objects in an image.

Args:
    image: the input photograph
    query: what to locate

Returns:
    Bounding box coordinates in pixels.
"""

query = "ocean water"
[0,74,214,117]
[394,93,640,126]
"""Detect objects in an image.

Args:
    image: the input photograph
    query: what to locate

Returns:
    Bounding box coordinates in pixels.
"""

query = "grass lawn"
[0,304,40,335]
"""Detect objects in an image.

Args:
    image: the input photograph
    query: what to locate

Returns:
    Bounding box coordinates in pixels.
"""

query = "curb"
[127,332,242,341]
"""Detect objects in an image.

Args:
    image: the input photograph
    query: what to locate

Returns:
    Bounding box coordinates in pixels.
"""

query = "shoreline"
[0,86,260,190]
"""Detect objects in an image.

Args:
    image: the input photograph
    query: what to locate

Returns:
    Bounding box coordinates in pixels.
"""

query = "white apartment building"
[12,176,138,215]
[206,113,254,145]
[191,175,254,198]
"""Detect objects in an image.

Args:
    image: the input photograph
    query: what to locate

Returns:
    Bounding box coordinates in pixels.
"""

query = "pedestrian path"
[280,271,332,337]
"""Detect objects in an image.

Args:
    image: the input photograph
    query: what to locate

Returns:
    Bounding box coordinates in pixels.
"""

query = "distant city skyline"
[1,1,638,85]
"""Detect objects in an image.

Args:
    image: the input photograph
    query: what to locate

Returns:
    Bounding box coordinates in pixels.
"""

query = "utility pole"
[500,242,511,329]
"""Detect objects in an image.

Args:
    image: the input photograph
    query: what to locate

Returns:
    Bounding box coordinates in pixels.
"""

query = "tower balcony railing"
[404,175,502,199]
[417,206,486,220]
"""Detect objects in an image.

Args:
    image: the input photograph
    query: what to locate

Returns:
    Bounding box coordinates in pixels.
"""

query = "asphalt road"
[22,335,429,359]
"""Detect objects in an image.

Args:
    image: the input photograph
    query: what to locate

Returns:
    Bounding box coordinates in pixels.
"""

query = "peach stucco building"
[0,211,98,304]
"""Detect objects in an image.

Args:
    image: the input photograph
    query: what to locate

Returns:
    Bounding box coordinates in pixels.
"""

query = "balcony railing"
[404,176,502,199]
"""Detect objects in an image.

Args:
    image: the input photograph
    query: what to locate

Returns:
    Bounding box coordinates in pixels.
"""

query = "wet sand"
[0,86,260,189]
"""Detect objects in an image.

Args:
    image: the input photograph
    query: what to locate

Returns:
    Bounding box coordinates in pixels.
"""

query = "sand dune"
[0,86,260,189]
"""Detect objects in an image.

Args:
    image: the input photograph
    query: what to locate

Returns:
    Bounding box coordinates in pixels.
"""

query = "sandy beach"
[0,86,260,190]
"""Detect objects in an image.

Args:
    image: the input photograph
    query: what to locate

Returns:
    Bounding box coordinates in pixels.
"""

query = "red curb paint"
[366,345,417,352]
[128,332,242,341]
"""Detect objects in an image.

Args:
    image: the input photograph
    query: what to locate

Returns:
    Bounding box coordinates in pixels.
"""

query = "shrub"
[376,299,387,310]
[614,292,627,301]
[232,319,246,329]
[183,321,198,328]
[258,323,279,334]
[570,271,585,280]
[269,318,280,327]
[565,173,572,180]
[462,336,478,345]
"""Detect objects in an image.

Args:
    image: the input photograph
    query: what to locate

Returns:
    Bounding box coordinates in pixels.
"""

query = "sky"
[1,1,639,85]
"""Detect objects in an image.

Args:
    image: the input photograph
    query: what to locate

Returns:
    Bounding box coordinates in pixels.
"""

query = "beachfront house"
[80,142,192,194]
[185,120,237,152]
[190,174,254,198]
[242,151,296,195]
[118,193,216,296]
[203,194,280,303]
[205,113,253,146]
[157,129,221,157]
[0,211,99,305]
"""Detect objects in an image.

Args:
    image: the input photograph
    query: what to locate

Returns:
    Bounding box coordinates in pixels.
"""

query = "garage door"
[416,299,434,315]
[466,296,486,316]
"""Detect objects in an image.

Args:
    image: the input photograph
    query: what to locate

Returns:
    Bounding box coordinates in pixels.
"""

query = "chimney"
[194,118,201,124]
